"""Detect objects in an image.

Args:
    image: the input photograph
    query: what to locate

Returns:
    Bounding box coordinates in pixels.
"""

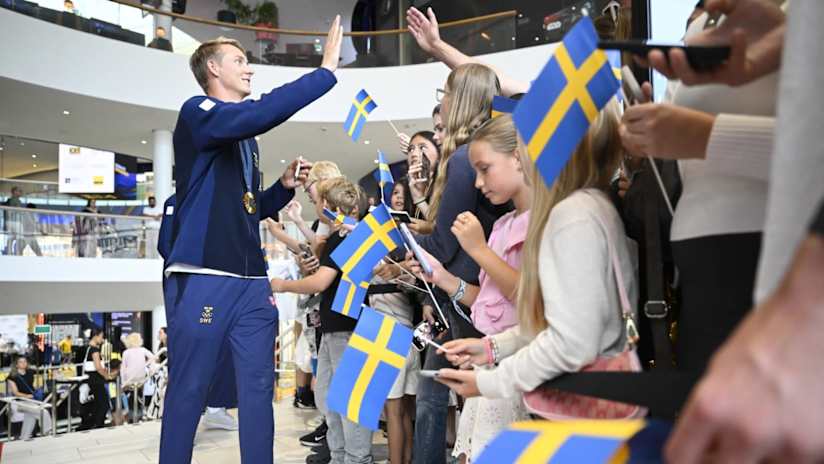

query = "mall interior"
[2,0,823,463]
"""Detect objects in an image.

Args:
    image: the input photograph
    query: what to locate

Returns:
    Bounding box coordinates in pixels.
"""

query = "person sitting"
[7,356,53,440]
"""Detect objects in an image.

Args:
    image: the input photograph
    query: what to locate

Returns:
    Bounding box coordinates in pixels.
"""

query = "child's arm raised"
[271,266,337,295]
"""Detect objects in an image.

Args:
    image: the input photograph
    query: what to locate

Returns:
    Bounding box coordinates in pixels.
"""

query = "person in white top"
[619,6,783,373]
[434,102,639,401]
[142,196,163,259]
[636,1,824,462]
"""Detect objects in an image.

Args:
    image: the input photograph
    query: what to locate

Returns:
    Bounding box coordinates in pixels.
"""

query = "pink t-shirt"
[121,347,153,385]
[471,209,530,335]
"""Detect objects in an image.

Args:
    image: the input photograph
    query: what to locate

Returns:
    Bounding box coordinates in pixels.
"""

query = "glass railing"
[0,0,518,68]
[0,202,310,260]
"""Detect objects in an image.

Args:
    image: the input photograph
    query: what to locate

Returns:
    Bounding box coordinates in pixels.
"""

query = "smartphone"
[390,209,412,224]
[418,370,440,378]
[399,223,433,275]
[299,242,314,260]
[418,154,431,182]
[621,66,644,105]
[598,40,730,72]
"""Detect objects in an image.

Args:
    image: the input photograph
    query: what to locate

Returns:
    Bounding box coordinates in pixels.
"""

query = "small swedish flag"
[344,89,378,142]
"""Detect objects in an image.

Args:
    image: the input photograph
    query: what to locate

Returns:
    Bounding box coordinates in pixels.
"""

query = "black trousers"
[80,381,109,430]
[672,232,762,373]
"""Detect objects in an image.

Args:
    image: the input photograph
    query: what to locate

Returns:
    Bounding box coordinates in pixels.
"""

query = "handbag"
[523,191,646,420]
[17,375,46,402]
[79,346,94,404]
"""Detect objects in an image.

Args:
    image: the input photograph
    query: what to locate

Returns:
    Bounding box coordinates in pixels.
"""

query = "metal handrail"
[109,0,517,38]
[0,204,156,222]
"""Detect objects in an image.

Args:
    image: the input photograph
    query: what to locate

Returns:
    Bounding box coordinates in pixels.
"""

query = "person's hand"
[440,338,487,369]
[398,132,411,154]
[264,218,284,234]
[666,235,824,464]
[297,253,319,276]
[435,368,480,398]
[284,200,303,222]
[320,15,344,73]
[270,278,286,293]
[311,235,327,256]
[641,0,785,87]
[374,262,402,281]
[620,103,716,159]
[280,158,314,190]
[408,218,433,235]
[406,7,443,55]
[451,212,487,257]
[408,166,429,200]
[421,304,436,324]
[616,171,631,199]
[404,249,447,286]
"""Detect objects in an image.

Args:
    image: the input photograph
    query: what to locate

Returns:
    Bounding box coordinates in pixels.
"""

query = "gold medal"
[242,191,257,215]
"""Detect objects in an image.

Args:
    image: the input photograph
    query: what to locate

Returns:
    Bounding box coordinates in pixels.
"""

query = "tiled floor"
[2,399,389,464]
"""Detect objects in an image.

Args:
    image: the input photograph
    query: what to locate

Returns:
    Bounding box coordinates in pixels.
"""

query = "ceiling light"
[141,140,147,145]
[255,136,261,141]
[19,142,24,146]
[32,154,37,159]
[280,159,286,163]
[63,110,71,115]
[480,32,491,41]
[364,140,370,145]
[33,164,38,168]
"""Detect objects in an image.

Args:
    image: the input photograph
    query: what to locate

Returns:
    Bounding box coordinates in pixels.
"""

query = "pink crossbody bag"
[522,192,646,420]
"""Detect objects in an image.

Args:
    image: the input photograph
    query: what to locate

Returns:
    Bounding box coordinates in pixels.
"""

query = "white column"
[152,129,173,205]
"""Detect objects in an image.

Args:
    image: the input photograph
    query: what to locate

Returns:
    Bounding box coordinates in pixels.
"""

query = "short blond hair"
[318,177,359,217]
[190,37,246,93]
[125,332,144,349]
[307,161,342,185]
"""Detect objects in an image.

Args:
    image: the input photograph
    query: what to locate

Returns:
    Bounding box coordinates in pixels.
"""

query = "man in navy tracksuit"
[159,17,343,464]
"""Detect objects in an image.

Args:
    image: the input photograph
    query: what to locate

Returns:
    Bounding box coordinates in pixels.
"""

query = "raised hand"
[321,15,344,73]
[406,7,442,54]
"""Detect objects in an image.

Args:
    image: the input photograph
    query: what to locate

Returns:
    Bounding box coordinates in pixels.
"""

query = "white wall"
[0,7,554,122]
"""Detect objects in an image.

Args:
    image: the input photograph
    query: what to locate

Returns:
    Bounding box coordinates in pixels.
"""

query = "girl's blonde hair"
[468,114,533,187]
[517,100,623,335]
[125,332,144,349]
[307,161,342,185]
[427,63,500,222]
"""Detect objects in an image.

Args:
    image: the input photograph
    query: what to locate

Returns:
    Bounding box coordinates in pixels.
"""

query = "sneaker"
[202,409,239,431]
[294,394,316,409]
[299,421,327,447]
[305,446,331,464]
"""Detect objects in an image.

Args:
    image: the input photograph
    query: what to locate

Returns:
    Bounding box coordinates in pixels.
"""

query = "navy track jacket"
[166,67,337,276]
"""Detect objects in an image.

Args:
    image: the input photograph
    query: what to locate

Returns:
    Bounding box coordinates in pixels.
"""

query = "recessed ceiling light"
[33,164,38,168]
[280,159,286,164]
[62,110,71,115]
[141,140,147,145]
[32,154,37,159]
[0,147,4,151]
[364,140,370,145]
[19,142,24,146]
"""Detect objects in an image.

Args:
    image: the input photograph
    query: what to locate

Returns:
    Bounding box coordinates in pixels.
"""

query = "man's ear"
[206,57,221,80]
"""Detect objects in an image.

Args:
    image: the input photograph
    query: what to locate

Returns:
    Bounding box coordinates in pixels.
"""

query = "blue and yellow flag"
[377,151,394,204]
[331,203,403,285]
[331,273,370,319]
[327,306,413,430]
[613,420,673,463]
[323,208,358,227]
[606,50,623,102]
[512,17,619,189]
[344,89,378,142]
[475,420,646,464]
[492,95,519,118]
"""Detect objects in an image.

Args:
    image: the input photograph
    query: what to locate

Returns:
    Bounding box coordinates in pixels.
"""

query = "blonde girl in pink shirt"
[408,115,531,462]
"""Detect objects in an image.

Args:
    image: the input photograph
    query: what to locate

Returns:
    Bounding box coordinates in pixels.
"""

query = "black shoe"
[299,421,328,447]
[294,396,316,409]
[305,445,331,464]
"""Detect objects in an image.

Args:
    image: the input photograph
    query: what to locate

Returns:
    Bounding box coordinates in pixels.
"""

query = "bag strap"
[14,373,37,394]
[642,160,675,370]
[584,191,638,348]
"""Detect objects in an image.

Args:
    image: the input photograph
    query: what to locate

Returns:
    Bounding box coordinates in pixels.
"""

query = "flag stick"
[400,243,450,329]
[386,119,401,136]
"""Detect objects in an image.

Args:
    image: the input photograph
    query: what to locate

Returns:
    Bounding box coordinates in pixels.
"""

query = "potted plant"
[253,1,278,42]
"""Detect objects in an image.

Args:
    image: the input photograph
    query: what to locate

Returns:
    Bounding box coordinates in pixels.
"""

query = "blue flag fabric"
[492,95,519,117]
[330,203,403,285]
[606,50,623,102]
[618,420,673,463]
[344,89,378,142]
[326,307,413,430]
[377,151,394,204]
[331,273,371,319]
[474,420,646,464]
[323,208,358,227]
[512,16,620,189]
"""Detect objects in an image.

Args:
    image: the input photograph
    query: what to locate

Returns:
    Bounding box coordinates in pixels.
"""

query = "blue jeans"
[413,344,451,464]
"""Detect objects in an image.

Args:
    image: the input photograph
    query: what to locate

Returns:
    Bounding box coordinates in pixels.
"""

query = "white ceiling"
[0,76,431,210]
[0,135,59,179]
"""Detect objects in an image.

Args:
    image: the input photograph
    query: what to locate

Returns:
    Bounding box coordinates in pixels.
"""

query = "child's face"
[469,140,523,206]
[390,184,405,211]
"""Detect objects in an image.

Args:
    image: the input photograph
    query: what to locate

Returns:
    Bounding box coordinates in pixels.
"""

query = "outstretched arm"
[407,7,529,97]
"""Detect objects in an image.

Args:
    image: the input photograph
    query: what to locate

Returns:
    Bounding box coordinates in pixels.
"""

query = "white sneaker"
[202,409,239,430]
